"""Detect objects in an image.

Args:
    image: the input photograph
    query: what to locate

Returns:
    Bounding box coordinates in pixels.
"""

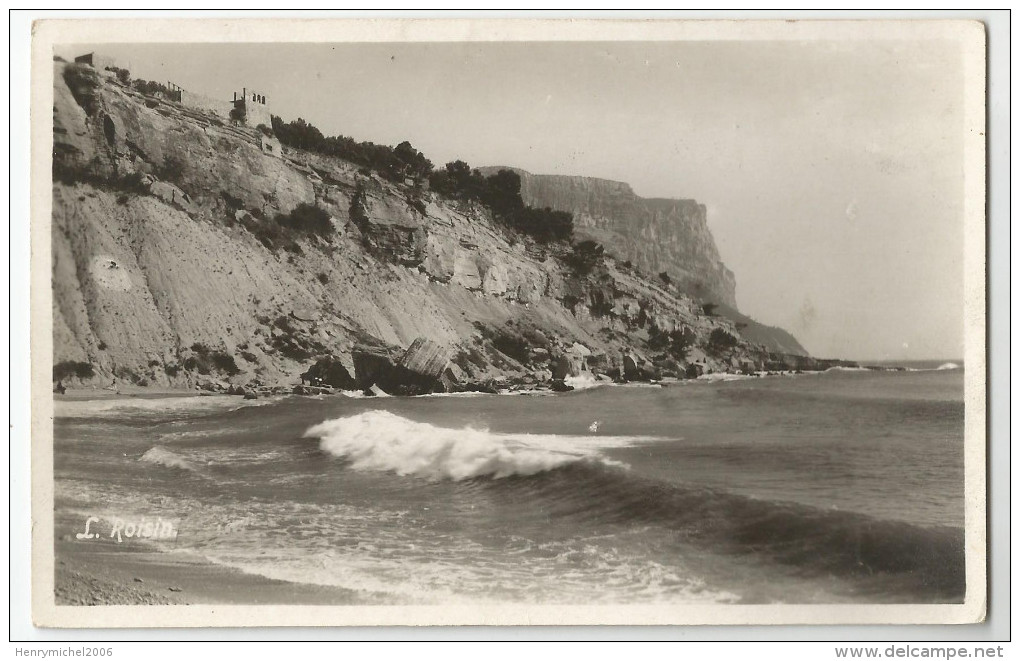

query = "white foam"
[697,372,754,382]
[303,411,659,481]
[189,524,738,605]
[936,362,961,371]
[138,445,197,472]
[563,373,605,391]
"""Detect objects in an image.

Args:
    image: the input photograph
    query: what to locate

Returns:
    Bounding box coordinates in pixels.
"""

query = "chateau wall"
[245,103,273,129]
[180,90,234,119]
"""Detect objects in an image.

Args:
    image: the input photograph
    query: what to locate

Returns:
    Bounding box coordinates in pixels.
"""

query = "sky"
[58,39,967,361]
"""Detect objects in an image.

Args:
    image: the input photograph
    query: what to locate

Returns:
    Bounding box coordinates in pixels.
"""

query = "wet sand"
[54,539,370,606]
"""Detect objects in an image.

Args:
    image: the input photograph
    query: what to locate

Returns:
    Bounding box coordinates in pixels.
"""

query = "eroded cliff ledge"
[480,168,738,309]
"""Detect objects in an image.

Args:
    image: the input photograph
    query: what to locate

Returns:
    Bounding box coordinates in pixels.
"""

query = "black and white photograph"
[27,17,987,628]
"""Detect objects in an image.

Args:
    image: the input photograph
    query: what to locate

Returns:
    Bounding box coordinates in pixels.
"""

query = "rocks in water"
[447,379,501,395]
[550,379,574,392]
[532,368,552,382]
[685,363,705,379]
[550,354,575,380]
[292,384,335,395]
[196,378,227,393]
[365,384,388,397]
[242,390,257,400]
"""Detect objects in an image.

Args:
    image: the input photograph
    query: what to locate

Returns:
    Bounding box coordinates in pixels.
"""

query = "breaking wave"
[139,446,198,472]
[303,411,653,481]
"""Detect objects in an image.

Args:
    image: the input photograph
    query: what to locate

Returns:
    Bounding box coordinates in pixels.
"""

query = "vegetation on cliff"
[270,115,574,244]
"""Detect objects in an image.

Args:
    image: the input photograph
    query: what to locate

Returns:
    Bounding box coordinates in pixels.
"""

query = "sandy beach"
[54,539,370,606]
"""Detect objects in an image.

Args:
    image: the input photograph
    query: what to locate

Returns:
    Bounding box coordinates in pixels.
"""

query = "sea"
[53,363,967,605]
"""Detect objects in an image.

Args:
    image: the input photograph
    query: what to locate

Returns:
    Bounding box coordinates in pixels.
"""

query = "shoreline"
[54,539,374,606]
[53,364,933,404]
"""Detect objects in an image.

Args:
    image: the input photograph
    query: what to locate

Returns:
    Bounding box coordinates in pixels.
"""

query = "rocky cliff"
[49,62,835,394]
[481,168,738,309]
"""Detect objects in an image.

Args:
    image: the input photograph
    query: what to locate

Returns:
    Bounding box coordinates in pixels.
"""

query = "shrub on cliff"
[431,164,574,241]
[132,79,174,98]
[563,240,606,275]
[510,206,573,243]
[275,203,332,237]
[478,169,525,218]
[182,344,241,376]
[53,360,94,381]
[428,160,478,199]
[707,328,739,354]
[104,66,131,85]
[648,325,696,360]
[270,116,432,182]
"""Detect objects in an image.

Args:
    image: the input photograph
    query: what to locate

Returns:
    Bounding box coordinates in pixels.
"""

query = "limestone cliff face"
[49,63,825,391]
[483,168,738,309]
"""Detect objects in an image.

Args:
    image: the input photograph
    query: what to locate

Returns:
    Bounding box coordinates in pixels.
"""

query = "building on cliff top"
[72,54,272,130]
[231,87,273,129]
[152,77,274,130]
[74,52,116,71]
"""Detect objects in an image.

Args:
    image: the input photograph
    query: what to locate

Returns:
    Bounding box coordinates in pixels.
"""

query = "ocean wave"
[54,394,272,419]
[696,373,755,382]
[303,411,657,481]
[900,362,963,372]
[139,445,199,472]
[484,462,966,601]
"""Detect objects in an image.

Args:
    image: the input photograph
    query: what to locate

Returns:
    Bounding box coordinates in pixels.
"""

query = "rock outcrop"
[480,167,738,309]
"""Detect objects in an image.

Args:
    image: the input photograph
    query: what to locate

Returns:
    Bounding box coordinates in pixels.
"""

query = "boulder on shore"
[550,343,591,380]
[622,351,659,382]
[398,337,450,381]
[352,337,452,396]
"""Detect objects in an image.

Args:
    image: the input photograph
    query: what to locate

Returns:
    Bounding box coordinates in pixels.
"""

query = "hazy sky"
[59,40,966,360]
